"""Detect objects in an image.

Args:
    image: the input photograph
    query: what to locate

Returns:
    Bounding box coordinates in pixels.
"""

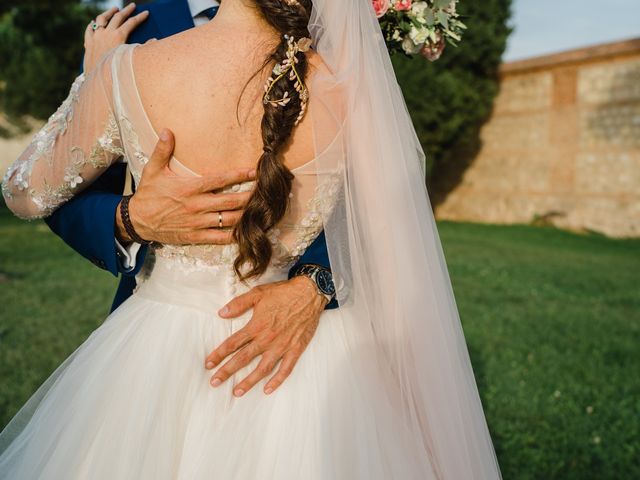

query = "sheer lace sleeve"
[1,51,124,219]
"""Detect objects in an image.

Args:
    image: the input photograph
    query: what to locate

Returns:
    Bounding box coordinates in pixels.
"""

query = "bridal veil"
[0,0,502,477]
[307,1,502,478]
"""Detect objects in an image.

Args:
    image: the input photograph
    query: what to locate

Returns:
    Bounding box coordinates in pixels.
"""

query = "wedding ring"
[91,21,106,31]
[218,212,223,229]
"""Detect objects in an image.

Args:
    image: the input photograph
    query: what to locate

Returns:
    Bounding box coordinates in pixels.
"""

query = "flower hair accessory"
[263,35,312,126]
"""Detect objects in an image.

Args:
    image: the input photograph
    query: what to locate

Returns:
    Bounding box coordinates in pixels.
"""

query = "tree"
[0,2,99,136]
[1,0,512,196]
[392,0,512,198]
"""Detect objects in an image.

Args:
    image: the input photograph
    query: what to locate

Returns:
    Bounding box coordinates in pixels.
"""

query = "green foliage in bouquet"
[0,1,99,136]
[391,0,512,199]
[378,0,467,57]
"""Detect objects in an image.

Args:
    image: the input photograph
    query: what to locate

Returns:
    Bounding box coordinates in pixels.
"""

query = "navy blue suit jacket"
[45,0,335,312]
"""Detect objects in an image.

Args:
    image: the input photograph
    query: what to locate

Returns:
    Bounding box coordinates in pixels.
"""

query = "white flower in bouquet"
[376,0,467,61]
[402,37,421,55]
[409,25,429,45]
[411,1,430,19]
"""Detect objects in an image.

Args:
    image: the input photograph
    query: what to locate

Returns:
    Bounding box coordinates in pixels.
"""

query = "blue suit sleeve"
[288,230,338,310]
[44,163,147,277]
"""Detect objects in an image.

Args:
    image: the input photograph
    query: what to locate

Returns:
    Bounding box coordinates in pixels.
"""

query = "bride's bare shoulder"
[130,30,191,73]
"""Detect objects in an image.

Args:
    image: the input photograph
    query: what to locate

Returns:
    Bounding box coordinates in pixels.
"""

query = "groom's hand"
[116,129,256,245]
[205,277,327,396]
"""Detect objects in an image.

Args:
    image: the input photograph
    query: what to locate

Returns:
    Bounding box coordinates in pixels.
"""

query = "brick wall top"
[501,37,640,76]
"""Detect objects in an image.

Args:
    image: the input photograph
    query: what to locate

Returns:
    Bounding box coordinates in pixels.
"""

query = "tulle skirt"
[0,260,435,479]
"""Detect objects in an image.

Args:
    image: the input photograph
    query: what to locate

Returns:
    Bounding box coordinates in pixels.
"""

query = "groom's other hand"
[116,129,256,245]
[205,277,327,396]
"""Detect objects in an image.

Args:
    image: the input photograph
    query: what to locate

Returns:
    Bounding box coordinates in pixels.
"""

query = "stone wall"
[3,39,639,236]
[436,38,640,237]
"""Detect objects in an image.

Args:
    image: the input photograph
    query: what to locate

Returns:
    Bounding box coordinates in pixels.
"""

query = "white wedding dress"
[0,44,430,479]
[1,2,503,478]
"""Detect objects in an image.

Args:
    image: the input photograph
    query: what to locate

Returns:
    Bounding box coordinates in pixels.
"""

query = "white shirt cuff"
[115,239,142,272]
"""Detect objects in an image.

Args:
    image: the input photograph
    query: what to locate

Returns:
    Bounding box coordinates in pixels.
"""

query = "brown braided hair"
[233,0,313,280]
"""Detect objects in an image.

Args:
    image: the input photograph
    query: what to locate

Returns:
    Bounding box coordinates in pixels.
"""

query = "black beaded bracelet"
[120,195,152,245]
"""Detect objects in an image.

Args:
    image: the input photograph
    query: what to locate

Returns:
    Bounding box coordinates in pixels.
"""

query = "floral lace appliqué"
[151,172,342,273]
[2,74,125,219]
[31,115,125,217]
[273,171,342,268]
[2,74,86,203]
[117,114,148,184]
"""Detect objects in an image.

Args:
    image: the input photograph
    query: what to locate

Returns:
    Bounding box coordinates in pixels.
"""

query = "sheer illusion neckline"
[126,43,320,178]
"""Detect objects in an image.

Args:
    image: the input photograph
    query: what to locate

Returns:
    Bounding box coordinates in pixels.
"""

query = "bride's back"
[131,2,319,176]
[105,1,343,276]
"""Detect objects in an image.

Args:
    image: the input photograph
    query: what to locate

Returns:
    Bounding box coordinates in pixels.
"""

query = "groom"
[45,0,336,394]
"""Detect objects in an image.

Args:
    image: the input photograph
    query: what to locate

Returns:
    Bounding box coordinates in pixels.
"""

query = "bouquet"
[373,0,467,61]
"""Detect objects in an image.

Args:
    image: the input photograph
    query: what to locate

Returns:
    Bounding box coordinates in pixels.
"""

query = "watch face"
[316,269,336,297]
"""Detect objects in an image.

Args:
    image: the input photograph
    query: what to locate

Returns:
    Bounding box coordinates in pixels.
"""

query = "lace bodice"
[2,44,343,276]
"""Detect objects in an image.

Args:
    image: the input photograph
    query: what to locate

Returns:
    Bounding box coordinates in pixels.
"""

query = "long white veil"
[308,1,502,478]
[0,1,502,476]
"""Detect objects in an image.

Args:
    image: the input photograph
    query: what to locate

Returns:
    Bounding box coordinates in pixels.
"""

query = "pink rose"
[394,0,412,11]
[372,0,391,18]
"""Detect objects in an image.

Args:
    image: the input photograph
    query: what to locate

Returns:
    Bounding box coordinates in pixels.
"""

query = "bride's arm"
[1,5,148,220]
[2,51,123,220]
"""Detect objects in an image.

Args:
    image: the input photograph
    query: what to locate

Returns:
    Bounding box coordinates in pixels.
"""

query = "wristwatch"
[290,264,336,304]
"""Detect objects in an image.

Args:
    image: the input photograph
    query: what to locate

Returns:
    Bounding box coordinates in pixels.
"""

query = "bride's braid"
[233,0,313,279]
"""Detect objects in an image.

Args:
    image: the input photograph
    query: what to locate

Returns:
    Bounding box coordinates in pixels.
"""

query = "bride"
[0,0,502,478]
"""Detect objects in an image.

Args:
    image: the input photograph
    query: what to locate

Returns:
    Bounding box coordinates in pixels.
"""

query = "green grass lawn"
[1,206,638,479]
